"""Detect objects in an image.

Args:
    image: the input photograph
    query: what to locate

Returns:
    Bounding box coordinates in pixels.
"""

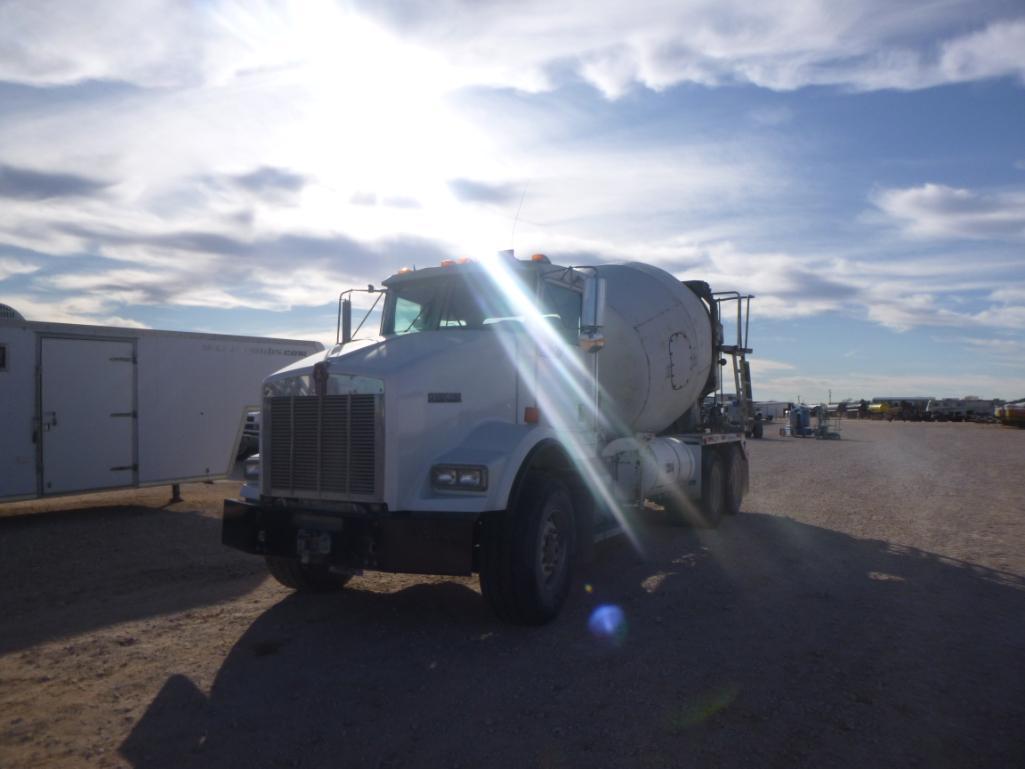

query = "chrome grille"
[267,394,381,498]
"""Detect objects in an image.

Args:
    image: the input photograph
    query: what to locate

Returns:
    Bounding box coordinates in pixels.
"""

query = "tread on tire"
[479,472,576,625]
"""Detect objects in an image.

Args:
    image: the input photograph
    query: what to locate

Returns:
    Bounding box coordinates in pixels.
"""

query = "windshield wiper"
[401,305,427,333]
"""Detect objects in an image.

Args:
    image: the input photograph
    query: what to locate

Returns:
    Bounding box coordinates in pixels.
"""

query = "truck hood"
[263,330,523,391]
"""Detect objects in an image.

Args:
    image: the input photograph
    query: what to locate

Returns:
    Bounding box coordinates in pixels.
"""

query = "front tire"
[479,473,576,625]
[265,556,351,592]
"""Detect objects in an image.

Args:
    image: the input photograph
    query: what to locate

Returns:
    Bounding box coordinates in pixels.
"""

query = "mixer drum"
[595,263,713,435]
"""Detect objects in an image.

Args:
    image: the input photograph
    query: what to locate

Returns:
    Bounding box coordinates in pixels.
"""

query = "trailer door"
[40,337,136,495]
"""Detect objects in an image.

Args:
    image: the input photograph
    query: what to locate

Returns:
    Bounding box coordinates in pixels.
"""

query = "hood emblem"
[428,392,461,403]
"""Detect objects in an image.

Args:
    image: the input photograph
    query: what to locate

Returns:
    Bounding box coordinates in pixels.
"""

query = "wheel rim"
[537,507,566,590]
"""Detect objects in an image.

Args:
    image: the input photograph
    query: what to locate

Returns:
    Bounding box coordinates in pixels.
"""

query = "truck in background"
[223,253,754,624]
[0,307,323,502]
[996,401,1025,428]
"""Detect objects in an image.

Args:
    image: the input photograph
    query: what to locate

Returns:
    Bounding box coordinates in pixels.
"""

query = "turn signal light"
[440,259,456,267]
[530,253,550,263]
[524,406,540,424]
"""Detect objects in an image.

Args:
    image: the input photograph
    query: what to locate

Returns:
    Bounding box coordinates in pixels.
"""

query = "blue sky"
[0,0,1023,401]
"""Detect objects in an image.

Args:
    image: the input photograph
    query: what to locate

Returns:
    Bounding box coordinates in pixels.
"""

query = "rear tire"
[479,473,576,625]
[698,450,725,528]
[723,445,746,516]
[265,556,351,592]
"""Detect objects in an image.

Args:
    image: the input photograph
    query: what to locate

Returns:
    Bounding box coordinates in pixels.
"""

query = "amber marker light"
[530,253,550,263]
[440,259,456,267]
[524,406,540,424]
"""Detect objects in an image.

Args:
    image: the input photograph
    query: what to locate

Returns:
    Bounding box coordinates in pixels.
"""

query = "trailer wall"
[135,334,318,484]
[0,319,322,501]
[0,325,37,499]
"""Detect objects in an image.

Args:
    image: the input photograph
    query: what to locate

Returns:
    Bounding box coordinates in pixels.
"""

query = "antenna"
[510,180,530,250]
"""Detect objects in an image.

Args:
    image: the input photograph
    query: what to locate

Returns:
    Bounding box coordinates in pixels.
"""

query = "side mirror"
[341,298,352,344]
[579,275,607,352]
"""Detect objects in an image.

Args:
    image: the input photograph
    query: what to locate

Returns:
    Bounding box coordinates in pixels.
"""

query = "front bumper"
[222,499,479,576]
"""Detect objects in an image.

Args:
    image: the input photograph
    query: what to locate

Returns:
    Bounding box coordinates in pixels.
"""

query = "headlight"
[431,464,488,491]
[244,454,261,481]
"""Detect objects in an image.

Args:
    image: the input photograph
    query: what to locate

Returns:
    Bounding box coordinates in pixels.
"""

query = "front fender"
[396,421,563,513]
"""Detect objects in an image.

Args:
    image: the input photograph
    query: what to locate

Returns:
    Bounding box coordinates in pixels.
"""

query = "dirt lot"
[1,420,1023,769]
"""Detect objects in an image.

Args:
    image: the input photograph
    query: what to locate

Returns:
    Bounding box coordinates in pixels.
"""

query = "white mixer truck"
[223,252,754,623]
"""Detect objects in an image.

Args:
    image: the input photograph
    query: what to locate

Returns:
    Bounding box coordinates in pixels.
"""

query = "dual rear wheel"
[666,443,747,528]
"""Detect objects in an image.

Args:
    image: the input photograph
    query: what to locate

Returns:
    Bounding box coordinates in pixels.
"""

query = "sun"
[205,0,512,252]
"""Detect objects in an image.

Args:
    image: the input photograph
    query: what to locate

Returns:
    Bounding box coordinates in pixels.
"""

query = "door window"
[540,282,582,342]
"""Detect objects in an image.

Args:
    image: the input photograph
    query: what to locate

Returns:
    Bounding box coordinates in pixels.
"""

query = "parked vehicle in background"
[997,400,1025,428]
[872,397,932,421]
[926,397,998,422]
[754,401,791,422]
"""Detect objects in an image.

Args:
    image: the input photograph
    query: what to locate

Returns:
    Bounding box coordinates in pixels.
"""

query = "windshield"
[382,270,581,340]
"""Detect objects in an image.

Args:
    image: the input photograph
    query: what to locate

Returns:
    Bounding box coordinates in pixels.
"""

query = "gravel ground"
[1,420,1023,769]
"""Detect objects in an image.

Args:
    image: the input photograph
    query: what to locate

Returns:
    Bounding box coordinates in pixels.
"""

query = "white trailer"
[0,313,323,502]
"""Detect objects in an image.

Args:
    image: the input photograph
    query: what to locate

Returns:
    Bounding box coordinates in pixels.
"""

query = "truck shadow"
[0,505,266,654]
[121,512,1025,769]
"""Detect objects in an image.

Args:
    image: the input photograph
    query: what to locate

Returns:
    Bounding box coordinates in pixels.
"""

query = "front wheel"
[479,473,576,625]
[265,556,351,592]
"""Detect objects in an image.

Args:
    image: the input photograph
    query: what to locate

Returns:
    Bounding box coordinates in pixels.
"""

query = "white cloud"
[0,257,39,280]
[749,106,794,127]
[938,18,1025,84]
[0,0,1022,346]
[1,292,150,327]
[628,237,1025,334]
[970,304,1025,330]
[872,183,1025,240]
[354,2,1025,96]
[937,335,1025,368]
[0,0,233,88]
[1,2,1022,96]
[749,357,796,373]
[990,286,1025,304]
